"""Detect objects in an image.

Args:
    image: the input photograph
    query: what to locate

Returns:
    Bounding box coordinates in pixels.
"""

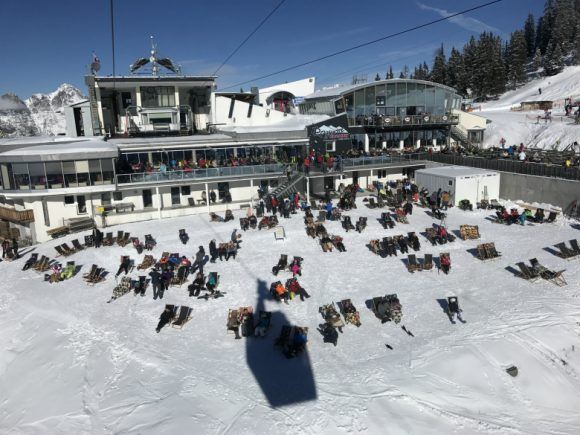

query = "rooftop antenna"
[150,35,159,77]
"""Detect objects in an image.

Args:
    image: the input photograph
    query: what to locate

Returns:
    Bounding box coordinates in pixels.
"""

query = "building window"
[77,195,87,214]
[181,186,190,196]
[376,96,386,106]
[171,187,181,205]
[141,86,175,108]
[64,195,74,205]
[378,170,387,178]
[121,92,133,109]
[101,193,111,205]
[113,191,123,201]
[46,162,63,188]
[217,182,230,200]
[142,189,153,208]
[448,180,453,186]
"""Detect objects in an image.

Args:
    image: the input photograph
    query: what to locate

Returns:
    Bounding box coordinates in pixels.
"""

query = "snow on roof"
[416,165,498,178]
[0,137,117,162]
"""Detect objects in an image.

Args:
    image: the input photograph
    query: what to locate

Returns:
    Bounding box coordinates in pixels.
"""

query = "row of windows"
[338,82,461,118]
[2,159,115,191]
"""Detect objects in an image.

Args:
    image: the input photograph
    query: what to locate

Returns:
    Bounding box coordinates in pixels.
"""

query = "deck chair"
[61,243,75,256]
[137,255,155,270]
[102,232,114,246]
[570,239,580,256]
[172,306,193,329]
[368,197,376,208]
[484,243,501,259]
[407,254,421,273]
[423,254,433,270]
[530,258,567,286]
[83,264,98,281]
[71,239,84,251]
[179,229,189,245]
[84,235,94,247]
[319,303,345,328]
[515,262,540,281]
[34,255,49,272]
[119,232,131,247]
[317,210,326,222]
[171,265,189,287]
[476,244,488,260]
[54,245,67,257]
[554,242,577,259]
[115,230,124,245]
[546,211,557,223]
[272,254,288,276]
[227,309,241,335]
[339,299,361,327]
[89,268,105,285]
[188,197,195,207]
[108,277,133,302]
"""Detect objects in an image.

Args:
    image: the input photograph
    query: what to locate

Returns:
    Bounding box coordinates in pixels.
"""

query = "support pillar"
[399,140,404,150]
[205,182,210,214]
[250,179,254,208]
[156,187,162,219]
[382,140,387,149]
[364,134,370,153]
[306,177,310,204]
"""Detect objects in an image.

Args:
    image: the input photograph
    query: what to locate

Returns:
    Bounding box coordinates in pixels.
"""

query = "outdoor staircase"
[87,81,102,136]
[271,172,305,199]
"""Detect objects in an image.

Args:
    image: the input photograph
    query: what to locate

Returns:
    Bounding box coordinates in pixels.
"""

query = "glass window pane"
[62,161,77,187]
[46,162,63,188]
[29,163,46,189]
[385,83,396,107]
[365,85,375,115]
[89,160,102,184]
[101,159,114,184]
[354,89,365,121]
[395,82,407,110]
[12,163,29,189]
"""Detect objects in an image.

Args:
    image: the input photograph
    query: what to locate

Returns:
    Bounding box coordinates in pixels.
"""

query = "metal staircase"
[270,172,305,199]
[87,81,102,136]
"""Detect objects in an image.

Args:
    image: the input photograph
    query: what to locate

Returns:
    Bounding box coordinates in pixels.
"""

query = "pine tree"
[430,44,447,84]
[574,22,580,64]
[375,73,381,81]
[524,13,536,58]
[532,48,543,72]
[507,30,528,87]
[386,65,394,79]
[399,65,409,79]
[552,0,576,54]
[446,47,464,91]
[544,41,565,75]
[537,0,556,54]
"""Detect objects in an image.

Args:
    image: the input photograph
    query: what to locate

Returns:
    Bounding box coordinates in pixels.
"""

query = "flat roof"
[0,137,117,162]
[416,165,499,178]
[303,78,459,100]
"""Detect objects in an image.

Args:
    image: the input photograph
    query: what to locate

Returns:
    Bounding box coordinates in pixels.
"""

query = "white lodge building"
[0,51,481,244]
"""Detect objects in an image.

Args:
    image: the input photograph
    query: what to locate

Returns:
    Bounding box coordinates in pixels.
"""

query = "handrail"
[427,153,580,181]
[116,163,288,185]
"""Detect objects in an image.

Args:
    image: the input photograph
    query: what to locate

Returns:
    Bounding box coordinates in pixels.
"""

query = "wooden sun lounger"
[172,306,193,329]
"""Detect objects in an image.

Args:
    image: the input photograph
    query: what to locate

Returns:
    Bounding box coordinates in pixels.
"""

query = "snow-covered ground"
[478,66,580,150]
[1,199,580,434]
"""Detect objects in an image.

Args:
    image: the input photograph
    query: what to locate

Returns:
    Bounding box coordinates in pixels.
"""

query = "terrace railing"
[427,153,580,181]
[116,163,287,185]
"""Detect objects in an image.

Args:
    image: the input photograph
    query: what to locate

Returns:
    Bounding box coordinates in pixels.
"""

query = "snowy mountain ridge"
[0,83,84,137]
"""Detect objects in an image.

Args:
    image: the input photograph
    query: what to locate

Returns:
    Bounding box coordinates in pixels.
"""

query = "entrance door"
[142,189,153,208]
[324,176,334,192]
[352,171,359,186]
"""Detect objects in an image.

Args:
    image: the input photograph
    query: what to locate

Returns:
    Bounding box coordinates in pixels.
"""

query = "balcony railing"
[116,163,288,185]
[350,114,459,128]
[307,153,428,174]
[0,206,35,223]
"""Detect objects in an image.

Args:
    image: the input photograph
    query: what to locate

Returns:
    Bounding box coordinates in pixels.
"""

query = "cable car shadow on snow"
[245,279,317,408]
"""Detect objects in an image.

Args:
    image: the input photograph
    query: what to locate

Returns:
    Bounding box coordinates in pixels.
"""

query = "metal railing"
[116,163,288,185]
[427,153,580,181]
[307,153,428,174]
[350,114,459,128]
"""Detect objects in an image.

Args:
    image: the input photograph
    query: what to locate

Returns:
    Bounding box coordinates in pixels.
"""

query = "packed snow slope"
[478,66,580,150]
[1,200,580,434]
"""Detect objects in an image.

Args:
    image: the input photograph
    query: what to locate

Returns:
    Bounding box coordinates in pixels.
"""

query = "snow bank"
[1,200,580,434]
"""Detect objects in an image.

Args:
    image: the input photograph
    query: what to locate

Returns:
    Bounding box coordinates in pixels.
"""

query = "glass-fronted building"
[301,79,462,148]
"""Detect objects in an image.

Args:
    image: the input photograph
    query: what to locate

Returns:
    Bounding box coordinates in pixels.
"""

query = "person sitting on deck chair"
[440,254,451,274]
[286,327,308,358]
[115,256,131,278]
[287,278,310,301]
[254,314,270,337]
[206,272,218,294]
[332,235,346,252]
[156,306,173,333]
[510,208,520,224]
[188,272,205,297]
[534,208,545,223]
[290,259,302,277]
[318,322,338,346]
[271,281,289,303]
[60,262,75,280]
[22,255,37,271]
[437,226,448,243]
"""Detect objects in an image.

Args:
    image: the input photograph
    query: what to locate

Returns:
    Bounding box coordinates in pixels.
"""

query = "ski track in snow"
[1,198,580,434]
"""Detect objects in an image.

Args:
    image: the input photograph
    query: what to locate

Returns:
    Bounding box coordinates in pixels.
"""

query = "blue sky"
[1,0,545,98]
